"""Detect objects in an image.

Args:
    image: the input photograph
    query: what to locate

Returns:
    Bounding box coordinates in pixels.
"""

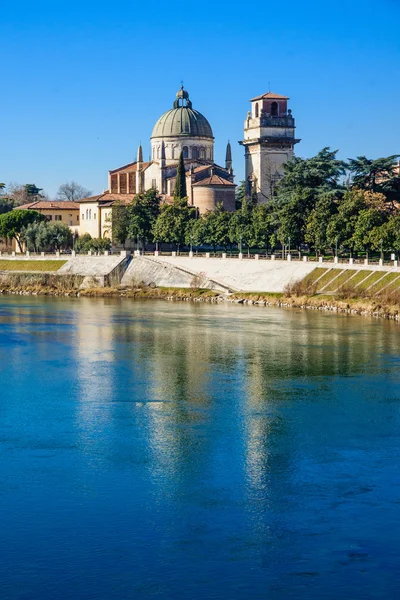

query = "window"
[77,215,80,222]
[86,209,89,219]
[271,102,278,116]
[192,147,198,159]
[94,213,96,219]
[200,147,205,159]
[82,213,84,220]
[151,179,157,189]
[255,103,259,118]
[46,215,52,221]
[182,146,189,159]
[55,215,62,221]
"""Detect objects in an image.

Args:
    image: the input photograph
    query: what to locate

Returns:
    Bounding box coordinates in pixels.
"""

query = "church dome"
[151,87,213,140]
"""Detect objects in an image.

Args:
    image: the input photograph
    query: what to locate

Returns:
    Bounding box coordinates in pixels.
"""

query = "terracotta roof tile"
[192,175,236,187]
[250,91,289,101]
[16,201,80,210]
[109,161,152,174]
[78,193,137,204]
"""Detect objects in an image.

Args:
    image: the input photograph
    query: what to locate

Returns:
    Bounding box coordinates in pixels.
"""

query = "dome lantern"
[151,88,213,140]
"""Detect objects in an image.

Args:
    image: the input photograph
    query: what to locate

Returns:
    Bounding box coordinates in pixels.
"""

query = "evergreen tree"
[0,209,46,252]
[174,152,187,200]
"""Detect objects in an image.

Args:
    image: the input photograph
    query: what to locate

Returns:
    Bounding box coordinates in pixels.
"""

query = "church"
[77,86,238,240]
[29,86,299,242]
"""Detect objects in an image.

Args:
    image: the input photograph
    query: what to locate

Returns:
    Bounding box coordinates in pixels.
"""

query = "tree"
[5,183,45,206]
[75,233,111,252]
[0,209,46,251]
[326,189,387,254]
[126,189,161,246]
[229,198,254,254]
[277,147,346,193]
[202,204,232,252]
[270,148,346,251]
[112,201,129,245]
[369,215,400,256]
[305,194,338,253]
[251,204,275,250]
[0,183,5,192]
[47,222,73,250]
[0,198,15,215]
[347,155,400,193]
[235,180,246,210]
[351,208,387,254]
[174,152,187,200]
[23,222,51,252]
[153,197,196,249]
[76,233,93,252]
[57,181,92,201]
[185,216,205,249]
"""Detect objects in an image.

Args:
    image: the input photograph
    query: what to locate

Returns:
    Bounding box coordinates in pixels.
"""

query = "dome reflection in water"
[0,297,399,600]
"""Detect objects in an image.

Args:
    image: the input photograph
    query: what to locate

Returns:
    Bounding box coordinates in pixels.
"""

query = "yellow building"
[18,201,80,234]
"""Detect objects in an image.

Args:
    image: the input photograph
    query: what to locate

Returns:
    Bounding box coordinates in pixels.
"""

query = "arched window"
[86,209,89,219]
[89,209,92,219]
[157,146,160,159]
[255,103,259,118]
[271,102,278,116]
[200,147,205,159]
[182,146,189,159]
[192,147,198,159]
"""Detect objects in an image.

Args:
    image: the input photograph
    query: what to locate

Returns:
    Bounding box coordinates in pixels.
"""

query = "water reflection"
[1,297,400,599]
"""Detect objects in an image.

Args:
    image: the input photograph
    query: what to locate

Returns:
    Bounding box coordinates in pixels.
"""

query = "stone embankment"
[1,253,400,321]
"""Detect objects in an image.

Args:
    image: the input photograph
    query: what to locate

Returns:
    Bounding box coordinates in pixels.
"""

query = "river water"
[0,297,399,599]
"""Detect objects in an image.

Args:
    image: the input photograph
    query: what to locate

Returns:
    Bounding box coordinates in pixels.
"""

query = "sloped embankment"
[301,267,400,296]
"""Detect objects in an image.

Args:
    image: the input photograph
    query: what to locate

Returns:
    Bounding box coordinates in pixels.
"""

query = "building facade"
[17,201,80,233]
[240,92,300,203]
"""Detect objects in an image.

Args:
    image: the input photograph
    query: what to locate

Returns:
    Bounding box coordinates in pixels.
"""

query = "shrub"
[335,281,367,300]
[190,272,208,290]
[75,234,111,252]
[283,278,317,297]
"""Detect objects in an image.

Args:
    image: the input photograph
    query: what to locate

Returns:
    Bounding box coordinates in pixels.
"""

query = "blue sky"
[1,0,399,198]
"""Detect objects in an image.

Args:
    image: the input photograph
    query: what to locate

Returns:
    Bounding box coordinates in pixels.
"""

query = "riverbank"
[1,279,400,321]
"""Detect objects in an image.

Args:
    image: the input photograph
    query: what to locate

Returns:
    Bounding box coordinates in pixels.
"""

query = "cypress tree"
[174,151,187,200]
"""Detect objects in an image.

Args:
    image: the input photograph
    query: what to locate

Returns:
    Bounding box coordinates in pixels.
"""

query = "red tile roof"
[109,161,152,174]
[78,193,136,204]
[16,201,80,210]
[192,175,236,187]
[250,91,289,101]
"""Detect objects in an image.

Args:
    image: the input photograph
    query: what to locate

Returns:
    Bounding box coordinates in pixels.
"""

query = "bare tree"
[5,182,46,206]
[57,181,92,201]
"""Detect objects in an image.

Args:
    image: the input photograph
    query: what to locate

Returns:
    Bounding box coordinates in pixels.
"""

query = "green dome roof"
[151,88,213,140]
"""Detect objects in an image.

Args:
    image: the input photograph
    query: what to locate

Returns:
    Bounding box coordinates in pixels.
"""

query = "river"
[0,297,399,599]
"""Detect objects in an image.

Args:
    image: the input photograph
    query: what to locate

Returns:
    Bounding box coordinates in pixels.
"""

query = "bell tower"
[239,92,300,202]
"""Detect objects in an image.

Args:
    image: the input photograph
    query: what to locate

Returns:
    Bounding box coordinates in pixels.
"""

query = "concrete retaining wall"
[122,256,317,292]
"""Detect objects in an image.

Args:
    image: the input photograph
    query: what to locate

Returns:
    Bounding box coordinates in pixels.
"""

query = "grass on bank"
[0,260,66,272]
[79,286,221,299]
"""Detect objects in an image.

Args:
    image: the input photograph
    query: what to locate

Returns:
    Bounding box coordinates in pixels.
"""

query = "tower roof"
[250,92,289,101]
[151,87,214,140]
